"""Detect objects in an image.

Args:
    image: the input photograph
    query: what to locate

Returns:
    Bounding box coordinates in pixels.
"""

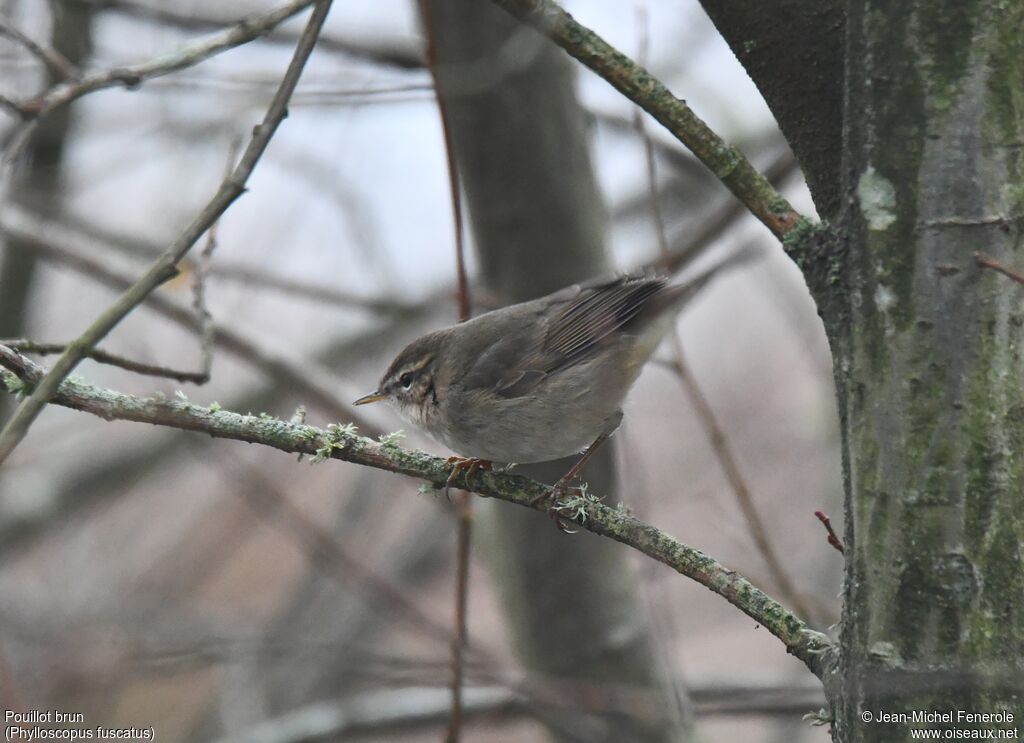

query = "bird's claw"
[443,456,492,500]
[530,477,583,533]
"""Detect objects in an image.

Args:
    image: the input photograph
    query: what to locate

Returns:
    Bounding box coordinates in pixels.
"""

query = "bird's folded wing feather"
[461,276,668,400]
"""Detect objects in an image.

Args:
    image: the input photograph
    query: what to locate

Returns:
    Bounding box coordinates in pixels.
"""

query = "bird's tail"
[657,245,760,314]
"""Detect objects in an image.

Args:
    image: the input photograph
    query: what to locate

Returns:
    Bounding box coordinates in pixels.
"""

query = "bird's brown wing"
[541,274,667,368]
[467,254,750,399]
[484,275,668,399]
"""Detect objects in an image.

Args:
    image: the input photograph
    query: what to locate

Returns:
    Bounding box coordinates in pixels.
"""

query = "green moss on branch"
[0,344,834,679]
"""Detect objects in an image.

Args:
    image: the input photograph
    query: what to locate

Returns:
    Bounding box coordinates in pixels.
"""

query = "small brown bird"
[355,254,745,502]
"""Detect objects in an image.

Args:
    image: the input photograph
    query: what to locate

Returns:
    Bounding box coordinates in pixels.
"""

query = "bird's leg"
[444,456,493,499]
[529,428,614,511]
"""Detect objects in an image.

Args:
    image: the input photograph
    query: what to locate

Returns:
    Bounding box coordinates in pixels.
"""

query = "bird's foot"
[529,473,584,534]
[444,456,492,498]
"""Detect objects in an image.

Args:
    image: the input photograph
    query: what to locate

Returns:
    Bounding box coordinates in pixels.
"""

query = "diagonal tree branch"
[488,0,808,241]
[0,0,333,465]
[0,345,835,680]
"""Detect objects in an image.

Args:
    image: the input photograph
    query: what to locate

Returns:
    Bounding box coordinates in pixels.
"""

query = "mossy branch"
[0,344,835,679]
[489,0,808,240]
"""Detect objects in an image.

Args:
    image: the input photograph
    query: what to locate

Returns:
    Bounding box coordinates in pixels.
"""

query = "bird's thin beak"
[353,391,387,406]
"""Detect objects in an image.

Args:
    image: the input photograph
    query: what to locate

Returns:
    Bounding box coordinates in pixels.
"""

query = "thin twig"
[5,201,419,313]
[0,218,383,432]
[419,8,470,324]
[21,0,317,116]
[6,148,247,387]
[205,263,423,312]
[0,339,209,383]
[0,21,80,81]
[0,0,334,465]
[489,0,807,240]
[974,251,1024,287]
[629,8,694,728]
[630,22,812,624]
[659,149,800,274]
[190,139,241,385]
[814,511,844,554]
[0,93,30,119]
[1,0,318,163]
[418,4,473,737]
[220,453,469,651]
[0,346,835,680]
[667,352,815,622]
[72,0,424,70]
[447,496,472,743]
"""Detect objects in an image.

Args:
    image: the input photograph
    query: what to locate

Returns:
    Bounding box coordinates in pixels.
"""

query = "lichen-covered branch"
[0,345,834,679]
[488,0,807,241]
[0,0,333,465]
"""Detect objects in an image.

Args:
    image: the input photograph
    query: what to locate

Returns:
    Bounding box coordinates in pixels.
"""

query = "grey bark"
[422,3,690,741]
[826,1,1024,740]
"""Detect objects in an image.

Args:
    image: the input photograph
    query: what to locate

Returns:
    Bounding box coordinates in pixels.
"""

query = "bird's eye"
[399,372,415,389]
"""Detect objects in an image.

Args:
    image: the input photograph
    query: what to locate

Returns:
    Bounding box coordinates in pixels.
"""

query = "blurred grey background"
[0,1,841,740]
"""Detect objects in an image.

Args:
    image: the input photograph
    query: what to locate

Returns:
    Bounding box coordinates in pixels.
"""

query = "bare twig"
[660,149,800,274]
[206,264,422,312]
[630,25,812,624]
[150,77,435,105]
[628,9,695,727]
[489,0,807,240]
[0,346,835,679]
[219,454,469,652]
[974,251,1024,287]
[0,339,209,383]
[814,511,844,554]
[4,147,242,387]
[0,21,80,81]
[4,201,418,313]
[667,352,815,623]
[418,5,473,737]
[189,140,241,385]
[0,219,383,431]
[1,0,318,163]
[446,498,472,743]
[18,0,317,118]
[0,0,334,465]
[71,0,424,70]
[0,93,30,119]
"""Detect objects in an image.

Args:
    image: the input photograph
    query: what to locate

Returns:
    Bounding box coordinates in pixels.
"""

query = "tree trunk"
[694,0,845,219]
[422,2,691,741]
[830,1,1024,739]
